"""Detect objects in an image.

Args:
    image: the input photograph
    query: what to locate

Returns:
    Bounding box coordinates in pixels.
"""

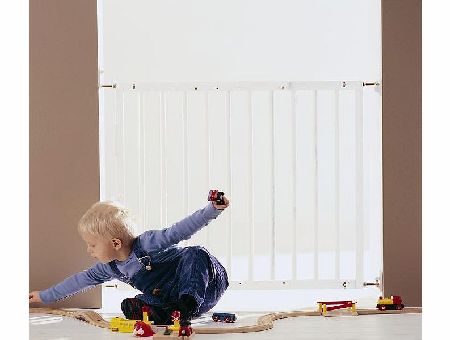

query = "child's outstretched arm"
[29,262,113,304]
[140,197,229,252]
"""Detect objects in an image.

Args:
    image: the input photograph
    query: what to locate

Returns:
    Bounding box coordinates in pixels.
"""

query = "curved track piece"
[30,308,109,328]
[194,311,321,334]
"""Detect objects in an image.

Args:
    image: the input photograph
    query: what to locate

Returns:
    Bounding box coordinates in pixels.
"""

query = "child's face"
[81,232,119,263]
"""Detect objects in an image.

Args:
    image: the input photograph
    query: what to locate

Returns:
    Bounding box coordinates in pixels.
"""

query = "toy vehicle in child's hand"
[208,190,225,205]
[212,312,236,323]
[376,295,405,311]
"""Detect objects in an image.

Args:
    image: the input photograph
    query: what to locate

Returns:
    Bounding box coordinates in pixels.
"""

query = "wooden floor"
[29,311,422,340]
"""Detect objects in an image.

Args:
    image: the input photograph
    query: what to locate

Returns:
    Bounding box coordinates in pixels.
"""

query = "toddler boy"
[29,196,230,327]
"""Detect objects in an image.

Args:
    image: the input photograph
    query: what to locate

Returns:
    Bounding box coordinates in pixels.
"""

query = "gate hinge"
[363,278,381,287]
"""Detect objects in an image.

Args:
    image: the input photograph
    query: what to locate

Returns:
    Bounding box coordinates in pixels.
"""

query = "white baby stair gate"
[99,81,383,306]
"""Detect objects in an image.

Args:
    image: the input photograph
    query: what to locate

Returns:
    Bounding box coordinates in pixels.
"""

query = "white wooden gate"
[99,81,382,291]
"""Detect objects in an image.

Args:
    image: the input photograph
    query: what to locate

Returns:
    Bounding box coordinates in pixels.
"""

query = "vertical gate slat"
[270,90,275,281]
[335,89,341,280]
[313,90,319,281]
[355,86,364,287]
[249,90,254,282]
[226,90,232,276]
[291,90,298,281]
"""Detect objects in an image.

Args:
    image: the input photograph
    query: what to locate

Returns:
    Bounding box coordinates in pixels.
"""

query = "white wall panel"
[101,0,381,83]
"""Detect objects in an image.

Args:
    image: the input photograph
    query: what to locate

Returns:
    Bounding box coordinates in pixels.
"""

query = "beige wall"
[30,0,101,308]
[382,0,422,306]
[29,0,422,308]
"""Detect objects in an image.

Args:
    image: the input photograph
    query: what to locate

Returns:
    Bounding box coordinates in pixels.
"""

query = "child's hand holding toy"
[208,190,230,210]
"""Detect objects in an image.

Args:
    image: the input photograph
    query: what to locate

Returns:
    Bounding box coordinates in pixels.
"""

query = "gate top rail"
[100,81,380,92]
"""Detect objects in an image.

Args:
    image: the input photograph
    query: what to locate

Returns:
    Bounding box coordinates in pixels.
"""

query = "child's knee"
[121,298,146,319]
[120,297,135,312]
[184,246,205,257]
[184,247,211,265]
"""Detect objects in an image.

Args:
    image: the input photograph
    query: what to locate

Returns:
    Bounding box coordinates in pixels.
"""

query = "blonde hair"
[78,201,135,244]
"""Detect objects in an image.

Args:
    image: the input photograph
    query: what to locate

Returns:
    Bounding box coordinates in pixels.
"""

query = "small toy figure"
[133,321,155,337]
[153,322,195,339]
[168,310,181,331]
[212,312,236,323]
[376,295,404,311]
[133,306,155,337]
[179,320,193,337]
[208,190,225,205]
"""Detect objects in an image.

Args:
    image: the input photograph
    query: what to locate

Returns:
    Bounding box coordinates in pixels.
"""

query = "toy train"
[212,312,236,323]
[376,295,405,311]
[208,190,225,205]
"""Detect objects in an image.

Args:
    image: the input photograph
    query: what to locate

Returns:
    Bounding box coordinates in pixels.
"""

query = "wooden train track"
[194,307,422,334]
[30,308,110,329]
[30,307,421,334]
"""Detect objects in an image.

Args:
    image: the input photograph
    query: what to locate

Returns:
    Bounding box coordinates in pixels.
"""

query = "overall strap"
[133,236,148,259]
[108,260,122,277]
[108,260,133,285]
[133,236,153,271]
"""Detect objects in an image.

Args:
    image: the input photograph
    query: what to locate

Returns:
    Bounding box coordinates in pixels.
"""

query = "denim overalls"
[109,237,229,317]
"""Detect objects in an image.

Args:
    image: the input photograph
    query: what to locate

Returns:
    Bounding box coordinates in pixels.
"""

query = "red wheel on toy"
[225,317,231,323]
[212,316,219,322]
[396,304,402,310]
[380,305,386,311]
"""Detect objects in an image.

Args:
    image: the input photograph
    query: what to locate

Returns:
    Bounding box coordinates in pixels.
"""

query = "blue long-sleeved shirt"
[39,203,223,304]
